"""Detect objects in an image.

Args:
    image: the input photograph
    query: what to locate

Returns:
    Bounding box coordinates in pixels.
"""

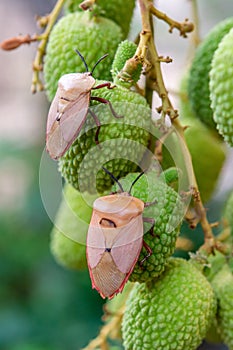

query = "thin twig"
[82,305,125,350]
[149,3,194,37]
[137,0,219,254]
[190,0,201,47]
[216,227,231,242]
[31,0,66,93]
[0,34,39,51]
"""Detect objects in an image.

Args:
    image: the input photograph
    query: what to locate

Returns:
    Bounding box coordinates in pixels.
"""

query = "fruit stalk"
[31,0,66,93]
[81,305,125,350]
[138,0,217,252]
[190,0,201,47]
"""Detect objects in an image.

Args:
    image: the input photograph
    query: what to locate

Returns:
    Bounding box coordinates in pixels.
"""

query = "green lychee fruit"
[223,190,233,233]
[122,258,216,350]
[44,12,123,101]
[64,0,135,37]
[210,26,233,146]
[188,17,233,130]
[111,40,142,88]
[211,263,233,350]
[59,83,152,194]
[50,184,97,269]
[112,171,185,283]
[180,74,226,203]
[221,190,233,248]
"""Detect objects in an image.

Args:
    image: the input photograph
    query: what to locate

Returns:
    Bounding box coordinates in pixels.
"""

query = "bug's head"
[102,167,145,195]
[75,49,108,76]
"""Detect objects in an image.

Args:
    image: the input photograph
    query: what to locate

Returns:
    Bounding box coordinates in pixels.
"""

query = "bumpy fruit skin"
[188,17,233,130]
[59,83,151,194]
[114,172,185,283]
[64,0,135,37]
[180,74,226,203]
[50,184,97,269]
[44,12,123,101]
[223,191,233,237]
[122,258,216,350]
[210,27,233,146]
[211,264,233,350]
[111,40,142,88]
[222,191,233,249]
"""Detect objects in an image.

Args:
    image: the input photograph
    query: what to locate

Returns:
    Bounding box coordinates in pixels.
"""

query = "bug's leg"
[144,199,157,207]
[91,96,123,119]
[88,108,101,145]
[139,241,153,267]
[92,82,115,90]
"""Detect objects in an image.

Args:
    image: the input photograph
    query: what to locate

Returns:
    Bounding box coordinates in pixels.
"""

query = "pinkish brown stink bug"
[86,167,156,299]
[46,50,121,159]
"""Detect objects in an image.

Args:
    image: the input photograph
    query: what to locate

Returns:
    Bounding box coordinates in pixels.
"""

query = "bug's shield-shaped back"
[87,215,144,299]
[46,90,90,159]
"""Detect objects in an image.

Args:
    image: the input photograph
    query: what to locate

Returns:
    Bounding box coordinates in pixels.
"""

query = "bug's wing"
[58,93,90,142]
[46,93,90,159]
[46,90,68,159]
[46,90,60,133]
[86,221,106,269]
[88,252,126,299]
[111,216,143,274]
[86,215,143,299]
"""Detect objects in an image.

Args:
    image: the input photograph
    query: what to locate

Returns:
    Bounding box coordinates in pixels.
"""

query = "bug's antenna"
[74,49,89,72]
[129,171,145,194]
[102,167,124,193]
[91,54,108,75]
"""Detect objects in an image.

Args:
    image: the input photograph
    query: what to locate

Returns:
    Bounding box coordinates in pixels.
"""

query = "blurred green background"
[0,144,105,350]
[0,0,232,349]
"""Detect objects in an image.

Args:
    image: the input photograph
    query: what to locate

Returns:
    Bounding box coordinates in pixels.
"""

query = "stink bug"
[86,168,155,299]
[46,50,121,160]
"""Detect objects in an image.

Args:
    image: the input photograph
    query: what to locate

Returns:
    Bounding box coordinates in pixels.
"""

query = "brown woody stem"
[137,0,220,254]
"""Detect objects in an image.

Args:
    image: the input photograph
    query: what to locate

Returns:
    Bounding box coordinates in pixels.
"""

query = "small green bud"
[111,40,142,88]
[159,167,180,190]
